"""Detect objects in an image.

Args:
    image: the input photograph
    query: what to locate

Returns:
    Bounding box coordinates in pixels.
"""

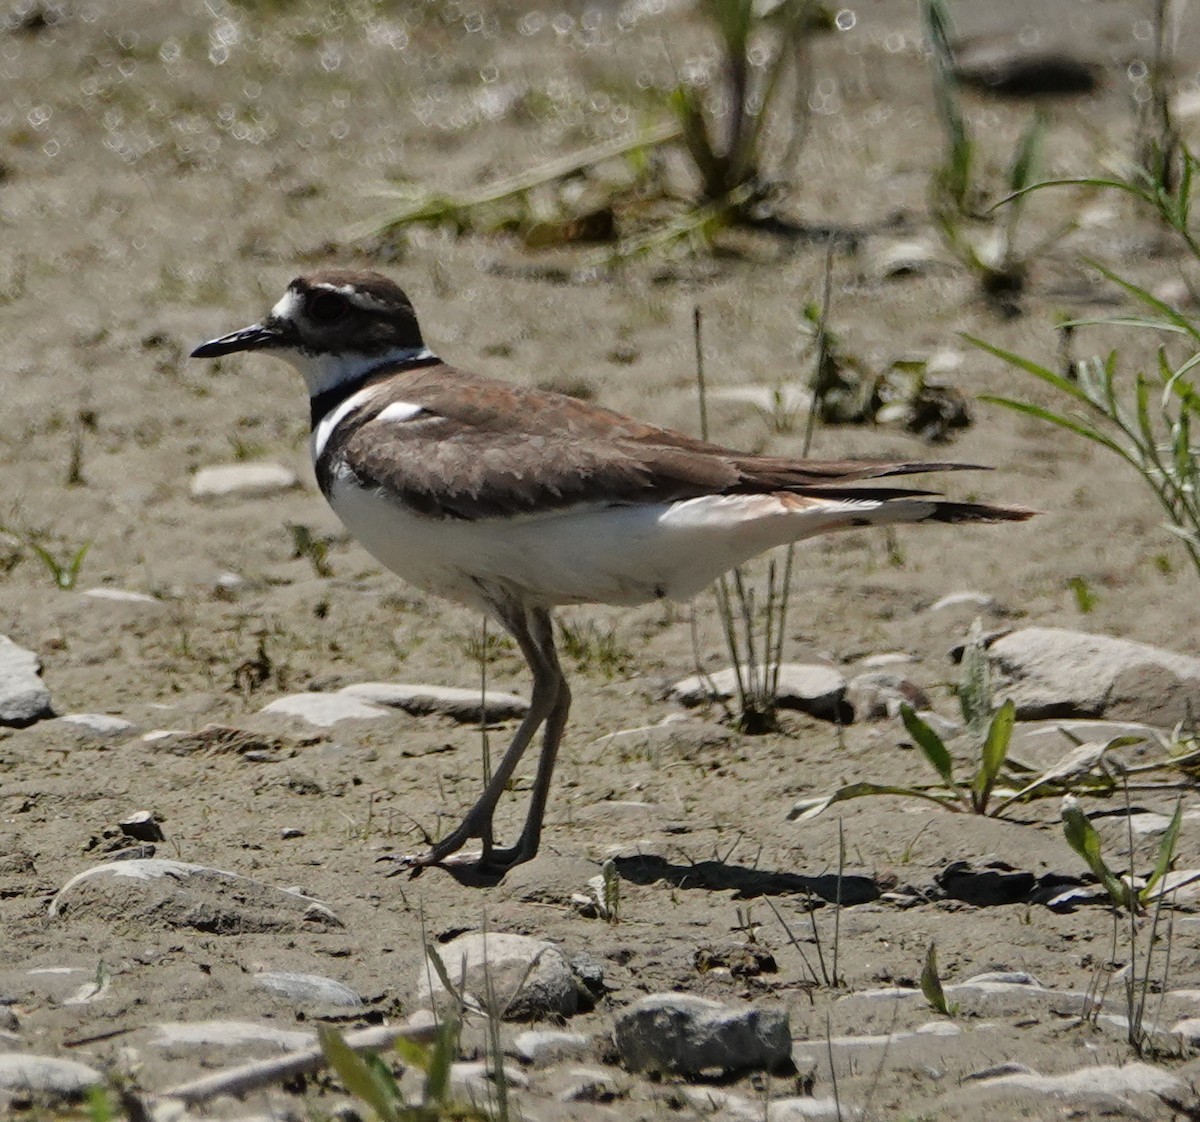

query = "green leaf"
[1061,797,1131,910]
[920,941,951,1015]
[319,1025,401,1122]
[964,335,1094,404]
[973,699,1015,812]
[979,396,1134,462]
[957,621,992,740]
[1142,798,1183,902]
[901,704,956,789]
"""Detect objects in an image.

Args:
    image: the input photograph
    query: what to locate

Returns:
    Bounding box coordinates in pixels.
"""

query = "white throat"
[274,344,433,400]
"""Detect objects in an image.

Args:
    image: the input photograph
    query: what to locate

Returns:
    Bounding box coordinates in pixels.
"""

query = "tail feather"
[803,495,1037,531]
[921,500,1037,524]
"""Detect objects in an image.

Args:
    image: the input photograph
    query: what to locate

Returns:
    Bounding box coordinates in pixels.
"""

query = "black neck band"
[308,353,441,429]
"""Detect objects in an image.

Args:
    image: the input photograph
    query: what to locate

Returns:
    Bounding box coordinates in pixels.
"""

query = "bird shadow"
[612,854,880,904]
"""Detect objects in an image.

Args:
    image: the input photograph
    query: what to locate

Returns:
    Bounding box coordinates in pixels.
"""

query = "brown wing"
[322,366,992,520]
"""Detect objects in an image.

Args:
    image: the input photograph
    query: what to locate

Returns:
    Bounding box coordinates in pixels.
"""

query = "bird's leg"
[384,601,560,880]
[485,609,570,870]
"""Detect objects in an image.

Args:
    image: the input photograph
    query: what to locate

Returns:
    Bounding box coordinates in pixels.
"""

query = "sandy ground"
[4,0,1200,1118]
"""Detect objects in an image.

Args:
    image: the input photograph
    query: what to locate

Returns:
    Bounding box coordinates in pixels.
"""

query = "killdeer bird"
[192,269,1032,884]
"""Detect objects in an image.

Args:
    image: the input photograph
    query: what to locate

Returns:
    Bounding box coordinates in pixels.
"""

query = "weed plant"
[363,2,821,256]
[923,0,1067,310]
[974,143,1200,577]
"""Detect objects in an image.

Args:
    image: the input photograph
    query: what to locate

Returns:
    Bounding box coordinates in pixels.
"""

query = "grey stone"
[448,1060,528,1095]
[951,38,1100,98]
[557,1065,622,1103]
[858,652,916,668]
[190,462,299,500]
[0,1054,103,1097]
[671,664,848,722]
[253,971,363,1009]
[340,681,528,722]
[835,979,1093,1019]
[81,587,159,605]
[974,1060,1181,1097]
[613,993,791,1075]
[418,932,578,1021]
[1096,1013,1182,1054]
[511,1029,589,1066]
[260,692,389,727]
[928,590,998,613]
[149,1020,315,1053]
[59,713,135,736]
[1007,718,1159,770]
[0,967,106,1006]
[846,672,929,720]
[680,1086,855,1121]
[768,1099,859,1121]
[0,635,52,727]
[869,238,941,280]
[48,858,342,933]
[988,627,1200,724]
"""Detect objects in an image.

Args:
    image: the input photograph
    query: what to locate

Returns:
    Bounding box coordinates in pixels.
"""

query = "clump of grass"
[923,0,1069,312]
[1063,792,1183,1055]
[557,616,633,677]
[971,248,1200,578]
[361,2,824,258]
[28,538,91,590]
[288,522,334,578]
[790,622,1154,820]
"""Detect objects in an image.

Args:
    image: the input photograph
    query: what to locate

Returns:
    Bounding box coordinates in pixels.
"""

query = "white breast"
[324,480,878,611]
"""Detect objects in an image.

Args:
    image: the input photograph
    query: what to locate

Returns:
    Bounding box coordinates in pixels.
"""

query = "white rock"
[190,462,298,500]
[769,1098,859,1121]
[928,590,998,613]
[0,635,52,726]
[989,627,1200,724]
[976,1060,1181,1097]
[672,664,848,721]
[613,993,791,1075]
[0,1054,103,1096]
[511,1029,589,1066]
[340,682,528,722]
[48,859,341,932]
[419,932,578,1021]
[253,971,363,1009]
[869,238,941,279]
[150,1020,315,1052]
[59,713,135,735]
[557,1065,623,1103]
[82,588,159,604]
[260,692,389,727]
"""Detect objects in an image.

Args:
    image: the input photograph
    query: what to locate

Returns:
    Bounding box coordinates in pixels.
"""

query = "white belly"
[326,478,871,611]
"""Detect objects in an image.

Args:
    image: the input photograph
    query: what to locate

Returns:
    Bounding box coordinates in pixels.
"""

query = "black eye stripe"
[307,290,348,323]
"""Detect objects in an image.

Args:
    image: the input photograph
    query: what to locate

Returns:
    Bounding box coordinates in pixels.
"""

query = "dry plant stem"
[162,1021,438,1105]
[359,121,684,242]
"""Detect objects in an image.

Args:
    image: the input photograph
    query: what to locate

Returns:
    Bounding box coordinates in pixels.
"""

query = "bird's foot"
[377,843,534,887]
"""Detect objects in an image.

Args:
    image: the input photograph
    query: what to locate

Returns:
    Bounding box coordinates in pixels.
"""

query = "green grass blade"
[990,175,1158,213]
[973,699,1015,813]
[1086,259,1200,343]
[965,334,1097,404]
[979,396,1135,461]
[1062,796,1131,910]
[900,704,956,789]
[920,941,952,1015]
[957,622,992,741]
[1141,798,1183,902]
[319,1025,401,1122]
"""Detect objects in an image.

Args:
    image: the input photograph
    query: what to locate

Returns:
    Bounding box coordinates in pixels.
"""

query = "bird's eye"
[307,290,347,324]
